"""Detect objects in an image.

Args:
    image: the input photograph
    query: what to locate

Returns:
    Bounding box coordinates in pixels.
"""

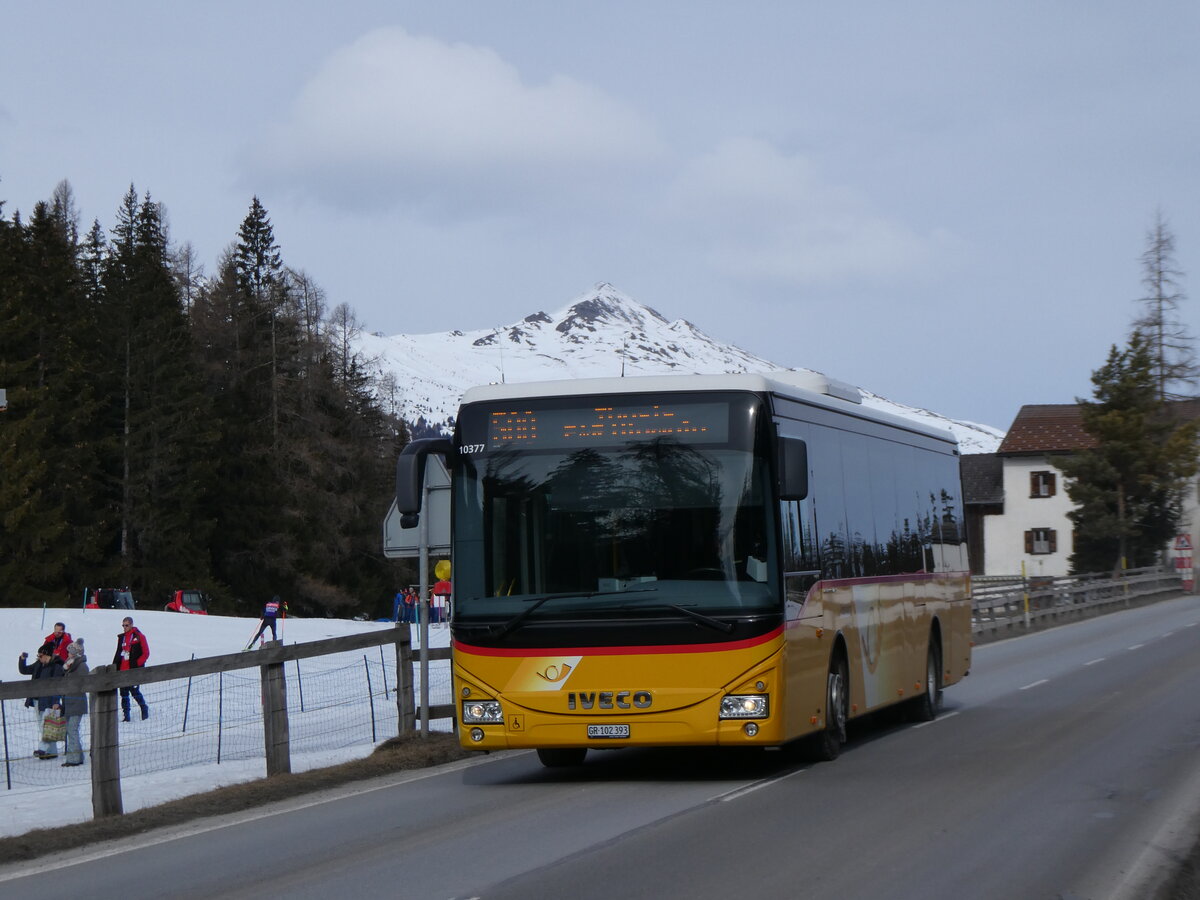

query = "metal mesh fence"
[0,647,454,795]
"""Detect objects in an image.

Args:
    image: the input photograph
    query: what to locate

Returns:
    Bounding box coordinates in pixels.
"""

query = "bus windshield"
[452,393,776,620]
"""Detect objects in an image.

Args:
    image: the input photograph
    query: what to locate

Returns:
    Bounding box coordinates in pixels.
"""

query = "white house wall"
[983,455,1075,577]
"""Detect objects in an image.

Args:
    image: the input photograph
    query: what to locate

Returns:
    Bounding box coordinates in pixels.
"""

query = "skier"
[246,595,288,649]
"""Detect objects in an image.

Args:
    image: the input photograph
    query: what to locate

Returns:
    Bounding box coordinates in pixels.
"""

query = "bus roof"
[459,372,959,448]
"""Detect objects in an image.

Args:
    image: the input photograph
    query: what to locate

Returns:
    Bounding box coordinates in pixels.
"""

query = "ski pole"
[244,619,263,651]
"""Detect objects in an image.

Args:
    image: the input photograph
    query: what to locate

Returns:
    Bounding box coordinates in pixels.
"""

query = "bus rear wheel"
[812,654,848,761]
[536,748,587,768]
[910,640,942,722]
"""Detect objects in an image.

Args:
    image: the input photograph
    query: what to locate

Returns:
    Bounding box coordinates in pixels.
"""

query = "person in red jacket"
[432,579,451,625]
[43,622,73,663]
[112,616,150,721]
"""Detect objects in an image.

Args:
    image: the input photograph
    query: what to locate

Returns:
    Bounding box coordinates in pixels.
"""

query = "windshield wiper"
[660,604,736,634]
[613,600,736,634]
[489,587,658,640]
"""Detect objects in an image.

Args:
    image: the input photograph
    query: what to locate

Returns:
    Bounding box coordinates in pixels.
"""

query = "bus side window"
[782,498,820,607]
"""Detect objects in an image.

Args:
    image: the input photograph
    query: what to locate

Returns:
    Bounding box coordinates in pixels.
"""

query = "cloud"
[663,138,955,287]
[247,27,663,213]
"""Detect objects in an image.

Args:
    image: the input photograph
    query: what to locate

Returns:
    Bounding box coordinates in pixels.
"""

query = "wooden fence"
[0,624,452,818]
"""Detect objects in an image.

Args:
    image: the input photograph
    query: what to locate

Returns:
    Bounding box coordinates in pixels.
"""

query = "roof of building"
[997,404,1096,455]
[998,399,1200,455]
[960,453,1004,505]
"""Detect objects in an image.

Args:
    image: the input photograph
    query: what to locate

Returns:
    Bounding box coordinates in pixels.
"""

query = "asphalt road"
[4,595,1200,900]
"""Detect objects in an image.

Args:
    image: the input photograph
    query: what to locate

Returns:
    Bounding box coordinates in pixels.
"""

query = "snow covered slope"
[358,283,1003,453]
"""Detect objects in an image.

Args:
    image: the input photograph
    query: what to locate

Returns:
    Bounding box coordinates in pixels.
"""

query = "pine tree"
[0,199,111,603]
[98,188,218,594]
[235,196,287,447]
[193,202,295,608]
[172,240,204,321]
[1133,211,1196,401]
[1059,331,1200,572]
[80,219,106,300]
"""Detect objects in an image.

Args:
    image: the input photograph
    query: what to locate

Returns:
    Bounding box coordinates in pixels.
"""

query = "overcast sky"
[3,2,1197,430]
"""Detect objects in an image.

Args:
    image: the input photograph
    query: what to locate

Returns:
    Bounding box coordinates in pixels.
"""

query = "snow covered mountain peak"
[555,283,669,335]
[357,284,1003,452]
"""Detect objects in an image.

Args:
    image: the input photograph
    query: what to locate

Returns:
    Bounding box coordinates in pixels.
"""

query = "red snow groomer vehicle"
[165,589,210,614]
[85,587,135,610]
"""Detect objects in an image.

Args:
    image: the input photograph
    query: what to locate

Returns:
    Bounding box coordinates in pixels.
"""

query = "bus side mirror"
[395,438,454,527]
[778,438,808,500]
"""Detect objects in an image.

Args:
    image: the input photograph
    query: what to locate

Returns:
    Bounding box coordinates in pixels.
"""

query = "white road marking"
[0,751,519,882]
[713,769,803,803]
[1128,643,1144,650]
[1084,658,1106,666]
[1020,679,1049,690]
[913,710,960,729]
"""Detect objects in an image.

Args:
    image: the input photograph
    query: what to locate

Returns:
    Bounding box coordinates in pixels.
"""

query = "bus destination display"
[487,402,729,448]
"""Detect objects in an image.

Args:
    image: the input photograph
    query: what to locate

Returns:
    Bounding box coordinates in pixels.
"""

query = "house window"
[1024,528,1057,555]
[1030,471,1056,498]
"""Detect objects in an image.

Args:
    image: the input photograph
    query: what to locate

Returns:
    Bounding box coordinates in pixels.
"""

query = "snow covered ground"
[0,606,451,838]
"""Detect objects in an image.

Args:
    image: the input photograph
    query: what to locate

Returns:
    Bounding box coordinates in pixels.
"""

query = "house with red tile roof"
[984,405,1095,576]
[965,403,1199,577]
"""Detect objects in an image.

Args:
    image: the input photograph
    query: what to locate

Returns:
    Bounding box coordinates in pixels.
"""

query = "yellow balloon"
[434,559,452,581]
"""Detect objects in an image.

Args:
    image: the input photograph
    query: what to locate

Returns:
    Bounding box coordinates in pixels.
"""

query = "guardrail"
[971,565,1185,642]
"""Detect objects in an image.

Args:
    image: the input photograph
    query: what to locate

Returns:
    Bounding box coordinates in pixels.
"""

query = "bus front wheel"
[536,748,587,768]
[910,640,942,722]
[812,654,849,761]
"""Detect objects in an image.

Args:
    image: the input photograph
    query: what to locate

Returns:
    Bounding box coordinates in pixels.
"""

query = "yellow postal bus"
[396,372,971,766]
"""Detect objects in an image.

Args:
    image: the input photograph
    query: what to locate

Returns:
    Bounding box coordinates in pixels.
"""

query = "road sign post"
[1173,534,1194,592]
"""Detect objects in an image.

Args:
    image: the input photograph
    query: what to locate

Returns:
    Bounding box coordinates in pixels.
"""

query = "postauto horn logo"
[508,656,582,692]
[535,663,573,683]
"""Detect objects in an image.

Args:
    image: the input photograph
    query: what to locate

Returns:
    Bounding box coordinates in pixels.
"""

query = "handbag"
[41,711,66,743]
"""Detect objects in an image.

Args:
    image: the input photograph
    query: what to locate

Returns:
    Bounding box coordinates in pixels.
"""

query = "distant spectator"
[61,639,89,767]
[113,617,150,721]
[393,589,417,625]
[18,644,64,758]
[432,579,452,625]
[43,622,73,663]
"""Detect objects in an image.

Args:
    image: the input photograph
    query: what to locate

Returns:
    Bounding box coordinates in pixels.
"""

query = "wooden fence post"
[91,664,123,818]
[395,625,415,734]
[260,643,291,776]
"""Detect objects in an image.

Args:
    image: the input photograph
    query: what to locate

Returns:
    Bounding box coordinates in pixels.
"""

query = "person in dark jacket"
[18,644,64,758]
[250,595,287,645]
[113,617,150,721]
[60,639,89,767]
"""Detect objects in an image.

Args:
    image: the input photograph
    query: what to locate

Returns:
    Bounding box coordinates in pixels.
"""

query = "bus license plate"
[587,724,630,739]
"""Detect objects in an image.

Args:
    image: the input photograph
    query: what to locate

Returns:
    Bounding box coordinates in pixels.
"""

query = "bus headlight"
[720,695,769,719]
[462,700,503,724]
